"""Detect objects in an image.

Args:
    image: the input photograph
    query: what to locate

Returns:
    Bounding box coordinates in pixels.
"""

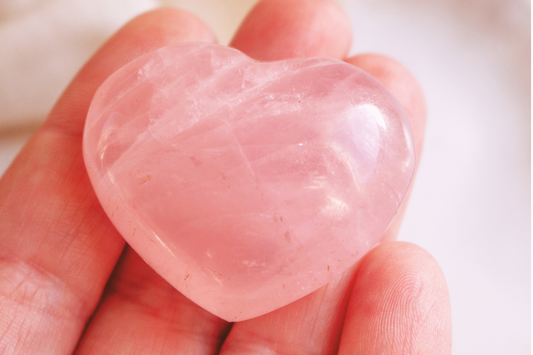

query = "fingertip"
[46,7,216,135]
[80,7,217,80]
[123,7,218,48]
[339,242,452,355]
[230,0,352,61]
[80,7,218,80]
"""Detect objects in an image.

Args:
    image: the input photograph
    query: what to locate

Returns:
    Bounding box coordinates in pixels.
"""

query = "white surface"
[0,0,530,354]
[338,0,531,353]
[0,0,157,127]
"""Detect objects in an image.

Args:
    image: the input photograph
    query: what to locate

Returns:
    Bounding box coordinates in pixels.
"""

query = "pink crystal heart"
[83,43,415,321]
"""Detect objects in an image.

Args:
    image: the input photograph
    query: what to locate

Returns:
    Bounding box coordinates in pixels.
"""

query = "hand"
[0,1,451,354]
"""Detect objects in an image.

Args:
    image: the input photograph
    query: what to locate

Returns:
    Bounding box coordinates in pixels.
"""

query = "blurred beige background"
[0,0,530,353]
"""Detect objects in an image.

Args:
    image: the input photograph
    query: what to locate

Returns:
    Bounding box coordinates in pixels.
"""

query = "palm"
[0,1,451,354]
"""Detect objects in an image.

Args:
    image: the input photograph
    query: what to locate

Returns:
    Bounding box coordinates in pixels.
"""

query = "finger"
[346,54,427,242]
[75,248,231,355]
[72,10,234,354]
[0,8,215,354]
[230,0,352,61]
[338,242,452,354]
[220,1,354,353]
[47,7,217,135]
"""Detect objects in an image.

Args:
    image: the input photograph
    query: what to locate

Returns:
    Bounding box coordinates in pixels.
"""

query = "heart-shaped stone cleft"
[83,42,415,322]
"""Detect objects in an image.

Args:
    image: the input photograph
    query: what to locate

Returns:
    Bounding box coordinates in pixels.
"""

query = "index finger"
[0,8,215,354]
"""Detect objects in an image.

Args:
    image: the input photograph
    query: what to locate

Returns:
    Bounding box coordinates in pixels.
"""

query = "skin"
[0,1,452,354]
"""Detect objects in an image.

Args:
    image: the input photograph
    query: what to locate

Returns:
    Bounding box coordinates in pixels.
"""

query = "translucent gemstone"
[83,43,415,321]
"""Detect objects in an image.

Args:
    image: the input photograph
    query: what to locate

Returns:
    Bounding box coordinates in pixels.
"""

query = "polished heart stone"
[83,42,415,322]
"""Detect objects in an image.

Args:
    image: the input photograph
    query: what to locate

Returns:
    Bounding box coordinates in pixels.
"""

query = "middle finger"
[220,0,354,353]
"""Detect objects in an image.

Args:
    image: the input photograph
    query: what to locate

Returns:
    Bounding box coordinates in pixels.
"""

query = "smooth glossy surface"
[83,43,415,321]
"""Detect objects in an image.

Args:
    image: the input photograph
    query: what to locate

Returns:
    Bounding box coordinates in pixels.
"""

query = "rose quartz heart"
[83,43,415,321]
